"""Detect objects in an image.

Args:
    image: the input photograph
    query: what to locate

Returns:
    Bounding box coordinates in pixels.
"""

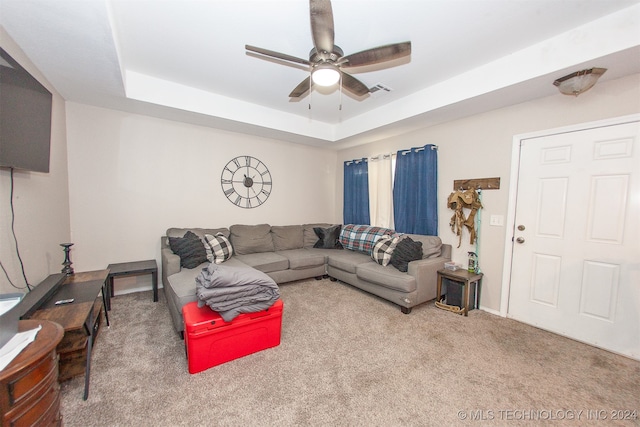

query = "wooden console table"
[27,270,109,400]
[0,320,64,426]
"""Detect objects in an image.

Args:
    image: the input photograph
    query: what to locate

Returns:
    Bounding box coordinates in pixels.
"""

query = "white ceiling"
[1,0,639,148]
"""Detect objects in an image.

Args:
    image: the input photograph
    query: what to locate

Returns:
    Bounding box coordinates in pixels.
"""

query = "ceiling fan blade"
[245,45,311,66]
[289,76,313,98]
[340,42,411,68]
[340,71,369,97]
[310,0,335,54]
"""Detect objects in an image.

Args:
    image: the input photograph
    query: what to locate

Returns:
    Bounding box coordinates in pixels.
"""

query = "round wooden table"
[0,320,64,426]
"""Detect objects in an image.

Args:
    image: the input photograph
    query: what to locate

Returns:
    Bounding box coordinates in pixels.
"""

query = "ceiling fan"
[245,0,411,99]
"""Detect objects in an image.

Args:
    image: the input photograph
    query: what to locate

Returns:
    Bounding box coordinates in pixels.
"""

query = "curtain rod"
[400,144,438,155]
[369,153,393,161]
[346,144,438,165]
[351,153,393,163]
[344,158,368,166]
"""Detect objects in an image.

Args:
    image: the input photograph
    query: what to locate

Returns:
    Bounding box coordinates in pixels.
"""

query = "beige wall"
[3,24,638,308]
[64,103,338,293]
[336,73,640,313]
[0,29,71,294]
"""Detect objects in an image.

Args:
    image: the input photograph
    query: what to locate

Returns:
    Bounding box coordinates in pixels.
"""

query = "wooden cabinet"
[55,298,103,381]
[0,320,64,426]
[27,270,107,388]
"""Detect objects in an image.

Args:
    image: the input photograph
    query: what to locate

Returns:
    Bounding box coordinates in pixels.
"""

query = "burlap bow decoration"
[448,188,483,248]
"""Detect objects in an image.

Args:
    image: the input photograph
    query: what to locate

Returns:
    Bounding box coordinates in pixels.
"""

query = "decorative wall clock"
[221,156,272,208]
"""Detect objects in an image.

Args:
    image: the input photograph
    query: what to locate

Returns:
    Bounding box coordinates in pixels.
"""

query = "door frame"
[499,113,640,317]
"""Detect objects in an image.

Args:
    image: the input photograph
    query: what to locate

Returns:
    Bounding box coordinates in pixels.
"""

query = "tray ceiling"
[1,0,639,147]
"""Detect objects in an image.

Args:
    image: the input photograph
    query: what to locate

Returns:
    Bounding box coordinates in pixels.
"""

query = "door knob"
[516,237,525,244]
[517,225,526,231]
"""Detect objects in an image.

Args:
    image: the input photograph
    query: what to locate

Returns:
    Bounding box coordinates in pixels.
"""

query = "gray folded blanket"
[195,263,280,322]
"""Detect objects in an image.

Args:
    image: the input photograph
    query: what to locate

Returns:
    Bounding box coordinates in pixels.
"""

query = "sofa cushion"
[326,250,373,274]
[277,249,326,270]
[167,257,250,300]
[271,225,304,251]
[165,262,204,308]
[313,225,343,249]
[166,227,229,241]
[229,224,274,255]
[305,248,339,263]
[371,235,400,266]
[233,252,288,273]
[302,223,333,248]
[204,233,234,264]
[339,224,395,254]
[168,231,208,269]
[390,236,423,272]
[407,234,443,258]
[356,262,417,293]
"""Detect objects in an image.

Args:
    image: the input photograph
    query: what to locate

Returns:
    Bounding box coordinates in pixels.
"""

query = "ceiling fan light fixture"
[553,67,607,96]
[312,63,340,86]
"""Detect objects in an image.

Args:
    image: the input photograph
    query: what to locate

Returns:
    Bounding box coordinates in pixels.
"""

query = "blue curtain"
[393,145,438,235]
[343,158,370,225]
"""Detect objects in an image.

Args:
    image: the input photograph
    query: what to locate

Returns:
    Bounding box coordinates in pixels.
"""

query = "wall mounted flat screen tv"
[0,47,53,173]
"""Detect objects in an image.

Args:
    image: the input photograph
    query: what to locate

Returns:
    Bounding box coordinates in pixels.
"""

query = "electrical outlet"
[490,215,504,226]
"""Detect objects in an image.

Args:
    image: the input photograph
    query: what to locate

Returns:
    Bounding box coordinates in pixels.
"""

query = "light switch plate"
[490,214,504,226]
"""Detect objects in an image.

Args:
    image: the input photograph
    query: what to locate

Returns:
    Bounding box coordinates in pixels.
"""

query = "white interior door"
[508,120,640,360]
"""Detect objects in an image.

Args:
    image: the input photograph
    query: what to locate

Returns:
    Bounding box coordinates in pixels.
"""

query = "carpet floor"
[60,278,640,426]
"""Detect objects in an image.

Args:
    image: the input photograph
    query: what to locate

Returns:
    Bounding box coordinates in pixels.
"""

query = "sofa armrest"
[162,247,181,285]
[440,243,452,259]
[407,255,450,303]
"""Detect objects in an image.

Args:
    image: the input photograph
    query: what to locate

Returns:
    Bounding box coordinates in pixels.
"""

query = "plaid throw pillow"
[371,235,399,266]
[339,224,396,254]
[204,233,234,264]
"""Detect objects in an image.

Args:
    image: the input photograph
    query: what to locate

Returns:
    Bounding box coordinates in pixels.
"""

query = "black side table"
[106,260,158,310]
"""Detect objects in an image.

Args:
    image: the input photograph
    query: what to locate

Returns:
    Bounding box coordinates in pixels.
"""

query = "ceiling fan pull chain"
[309,71,312,110]
[339,72,343,111]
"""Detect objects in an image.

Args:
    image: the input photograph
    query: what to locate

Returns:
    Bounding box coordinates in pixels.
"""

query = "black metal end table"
[106,260,158,310]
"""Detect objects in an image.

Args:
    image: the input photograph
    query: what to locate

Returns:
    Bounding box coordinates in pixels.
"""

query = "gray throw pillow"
[303,223,333,247]
[313,225,343,249]
[390,236,423,272]
[168,231,208,269]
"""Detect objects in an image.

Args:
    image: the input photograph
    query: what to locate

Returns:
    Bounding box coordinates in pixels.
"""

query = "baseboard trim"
[479,306,503,317]
[111,285,163,297]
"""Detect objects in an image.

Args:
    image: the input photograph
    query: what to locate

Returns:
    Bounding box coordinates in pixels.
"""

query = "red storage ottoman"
[182,299,283,374]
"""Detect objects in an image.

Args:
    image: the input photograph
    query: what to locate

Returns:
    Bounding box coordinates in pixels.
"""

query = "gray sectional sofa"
[161,223,451,336]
